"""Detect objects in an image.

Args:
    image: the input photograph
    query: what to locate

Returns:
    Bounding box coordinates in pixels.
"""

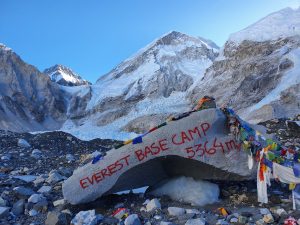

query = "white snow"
[59,85,90,97]
[60,31,217,140]
[88,55,160,109]
[88,31,217,110]
[149,176,219,206]
[49,70,77,83]
[61,91,190,140]
[123,31,217,64]
[0,43,12,51]
[229,7,300,44]
[45,65,89,85]
[116,186,148,195]
[60,117,137,141]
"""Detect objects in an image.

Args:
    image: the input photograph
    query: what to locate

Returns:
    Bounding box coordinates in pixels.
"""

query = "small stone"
[238,215,248,224]
[13,175,37,183]
[124,214,141,225]
[102,216,119,225]
[29,209,38,216]
[18,139,31,148]
[71,210,103,225]
[186,209,200,214]
[59,167,73,177]
[0,197,8,207]
[154,215,162,220]
[13,186,35,196]
[28,194,45,204]
[146,198,161,212]
[45,211,71,225]
[259,208,270,215]
[61,209,72,216]
[34,175,47,186]
[33,198,48,211]
[46,171,65,184]
[263,214,274,223]
[272,207,287,216]
[177,213,195,221]
[142,199,150,205]
[216,219,230,225]
[31,149,42,159]
[53,199,66,207]
[230,217,238,223]
[255,219,264,225]
[0,206,10,218]
[32,149,42,154]
[66,154,75,162]
[1,155,11,161]
[12,199,25,216]
[160,222,175,225]
[38,186,52,194]
[168,207,186,216]
[185,218,206,225]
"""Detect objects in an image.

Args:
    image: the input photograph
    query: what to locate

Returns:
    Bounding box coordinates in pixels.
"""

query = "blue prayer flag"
[92,155,103,164]
[293,163,300,178]
[133,136,143,144]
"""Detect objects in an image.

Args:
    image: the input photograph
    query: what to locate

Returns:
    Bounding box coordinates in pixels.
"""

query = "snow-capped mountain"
[189,7,300,123]
[228,7,300,45]
[0,44,67,132]
[44,64,90,86]
[1,7,299,140]
[62,31,219,140]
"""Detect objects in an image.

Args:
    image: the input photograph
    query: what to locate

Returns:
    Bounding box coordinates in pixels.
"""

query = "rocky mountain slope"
[0,44,68,132]
[44,64,90,87]
[62,31,219,140]
[189,7,300,124]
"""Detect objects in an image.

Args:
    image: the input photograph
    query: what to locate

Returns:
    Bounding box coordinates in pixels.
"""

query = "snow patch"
[61,91,190,141]
[149,176,219,206]
[229,7,300,44]
[0,43,12,51]
[116,186,148,195]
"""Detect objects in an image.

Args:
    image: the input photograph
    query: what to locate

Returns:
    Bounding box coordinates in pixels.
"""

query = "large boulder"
[63,108,256,204]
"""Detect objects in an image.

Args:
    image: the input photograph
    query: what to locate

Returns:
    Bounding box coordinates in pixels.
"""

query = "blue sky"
[1,0,299,83]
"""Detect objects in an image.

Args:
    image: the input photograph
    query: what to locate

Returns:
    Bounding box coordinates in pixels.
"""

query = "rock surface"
[63,109,256,204]
[0,44,67,132]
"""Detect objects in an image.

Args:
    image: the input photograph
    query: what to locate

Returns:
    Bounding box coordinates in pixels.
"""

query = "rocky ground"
[0,115,299,225]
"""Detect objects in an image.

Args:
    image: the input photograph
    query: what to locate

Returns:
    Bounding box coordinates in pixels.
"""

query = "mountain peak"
[44,64,90,87]
[160,30,187,39]
[228,7,300,44]
[0,43,12,52]
[155,31,218,49]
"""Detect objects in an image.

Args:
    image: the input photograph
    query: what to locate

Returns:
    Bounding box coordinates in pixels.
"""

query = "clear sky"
[1,0,299,83]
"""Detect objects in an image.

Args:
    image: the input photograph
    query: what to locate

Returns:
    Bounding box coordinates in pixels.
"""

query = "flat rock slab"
[63,109,256,205]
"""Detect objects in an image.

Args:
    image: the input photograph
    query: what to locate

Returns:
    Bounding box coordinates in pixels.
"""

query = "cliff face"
[188,37,300,123]
[0,44,67,132]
